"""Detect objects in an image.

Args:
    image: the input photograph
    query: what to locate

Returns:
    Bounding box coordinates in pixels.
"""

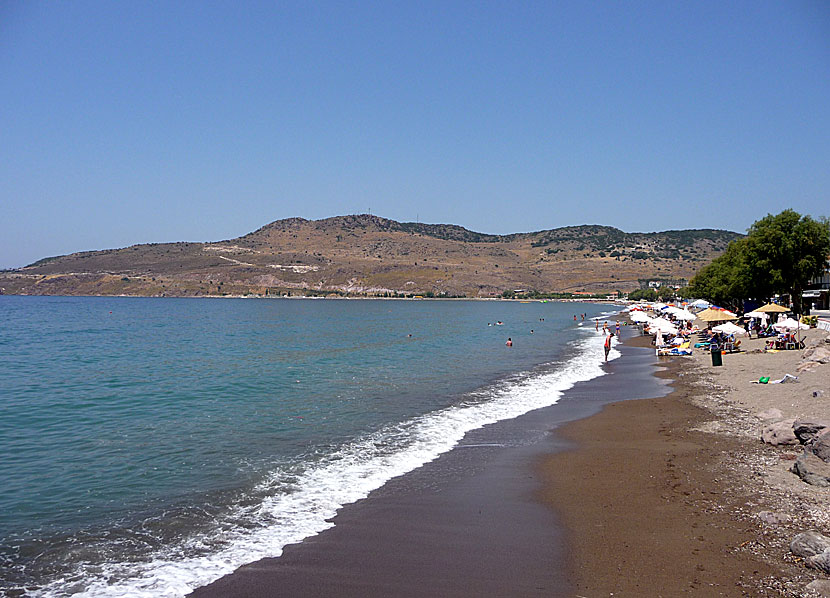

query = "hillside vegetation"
[0,215,741,298]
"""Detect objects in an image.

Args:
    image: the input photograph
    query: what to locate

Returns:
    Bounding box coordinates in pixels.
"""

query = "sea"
[0,296,622,597]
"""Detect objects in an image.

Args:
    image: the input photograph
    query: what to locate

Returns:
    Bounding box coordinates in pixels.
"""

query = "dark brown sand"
[542,341,786,597]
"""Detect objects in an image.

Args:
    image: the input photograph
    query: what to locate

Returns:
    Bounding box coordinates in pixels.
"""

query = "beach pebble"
[808,550,830,575]
[790,531,830,558]
[757,408,784,421]
[756,510,790,525]
[806,579,830,597]
[760,419,798,446]
[792,452,830,487]
[794,420,830,445]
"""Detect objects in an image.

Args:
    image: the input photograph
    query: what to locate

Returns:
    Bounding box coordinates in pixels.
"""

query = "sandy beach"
[545,326,830,597]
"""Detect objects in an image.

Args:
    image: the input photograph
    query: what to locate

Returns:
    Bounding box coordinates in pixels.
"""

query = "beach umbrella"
[755,303,790,314]
[629,311,651,323]
[745,310,769,321]
[712,322,749,336]
[772,317,809,332]
[689,299,710,309]
[696,308,738,323]
[674,309,697,322]
[648,318,679,335]
[664,306,684,317]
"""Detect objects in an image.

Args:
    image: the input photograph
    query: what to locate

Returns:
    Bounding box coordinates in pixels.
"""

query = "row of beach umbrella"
[629,300,807,341]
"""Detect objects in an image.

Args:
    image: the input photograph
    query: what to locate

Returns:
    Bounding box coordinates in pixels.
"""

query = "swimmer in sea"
[506,337,513,347]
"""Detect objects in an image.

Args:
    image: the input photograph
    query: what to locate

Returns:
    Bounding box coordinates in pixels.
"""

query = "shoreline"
[189,321,830,597]
[188,327,665,597]
[0,293,625,304]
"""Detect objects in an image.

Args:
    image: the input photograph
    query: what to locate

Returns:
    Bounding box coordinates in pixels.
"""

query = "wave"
[30,331,621,598]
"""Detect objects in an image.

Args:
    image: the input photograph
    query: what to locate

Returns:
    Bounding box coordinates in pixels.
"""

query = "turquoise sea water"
[0,296,620,597]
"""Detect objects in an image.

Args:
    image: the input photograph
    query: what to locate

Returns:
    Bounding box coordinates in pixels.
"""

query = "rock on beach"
[794,419,830,445]
[791,451,830,487]
[790,531,830,558]
[761,419,799,446]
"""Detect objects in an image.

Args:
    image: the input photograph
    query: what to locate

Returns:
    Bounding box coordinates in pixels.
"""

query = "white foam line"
[33,331,620,598]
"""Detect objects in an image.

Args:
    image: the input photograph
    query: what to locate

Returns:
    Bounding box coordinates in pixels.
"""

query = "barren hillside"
[0,215,741,297]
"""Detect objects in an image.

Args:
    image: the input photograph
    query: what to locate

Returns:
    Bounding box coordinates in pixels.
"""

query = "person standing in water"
[615,321,621,336]
[506,337,513,347]
[604,333,612,361]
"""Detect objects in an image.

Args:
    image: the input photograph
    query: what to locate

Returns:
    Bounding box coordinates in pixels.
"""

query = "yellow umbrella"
[755,302,790,313]
[696,308,738,322]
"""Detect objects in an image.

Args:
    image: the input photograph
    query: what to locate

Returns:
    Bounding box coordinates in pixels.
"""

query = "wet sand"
[190,333,669,597]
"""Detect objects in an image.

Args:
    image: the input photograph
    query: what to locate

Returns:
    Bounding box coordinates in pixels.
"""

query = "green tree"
[656,286,676,301]
[741,210,830,314]
[628,288,658,301]
[689,210,829,313]
[688,238,751,310]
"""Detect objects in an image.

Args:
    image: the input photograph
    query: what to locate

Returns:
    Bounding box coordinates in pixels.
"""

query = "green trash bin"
[711,348,723,367]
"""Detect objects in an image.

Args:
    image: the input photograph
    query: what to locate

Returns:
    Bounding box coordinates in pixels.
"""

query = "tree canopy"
[689,210,829,313]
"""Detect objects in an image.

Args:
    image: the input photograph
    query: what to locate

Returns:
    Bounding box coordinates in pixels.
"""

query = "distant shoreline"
[0,292,626,305]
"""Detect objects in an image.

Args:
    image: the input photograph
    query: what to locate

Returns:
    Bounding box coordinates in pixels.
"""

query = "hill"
[0,215,741,298]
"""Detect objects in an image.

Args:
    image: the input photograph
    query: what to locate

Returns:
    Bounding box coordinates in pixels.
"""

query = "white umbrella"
[629,311,651,323]
[674,309,697,322]
[773,317,809,332]
[745,310,769,322]
[712,322,749,336]
[689,299,710,309]
[649,318,679,335]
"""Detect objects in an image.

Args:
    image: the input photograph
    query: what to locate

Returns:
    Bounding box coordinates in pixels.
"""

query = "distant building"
[642,278,688,290]
[804,268,830,311]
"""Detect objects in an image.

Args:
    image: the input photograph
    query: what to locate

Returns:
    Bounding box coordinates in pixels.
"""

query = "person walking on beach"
[604,333,612,361]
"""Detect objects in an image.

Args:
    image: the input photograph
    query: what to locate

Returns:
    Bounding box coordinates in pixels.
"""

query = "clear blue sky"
[1,1,828,268]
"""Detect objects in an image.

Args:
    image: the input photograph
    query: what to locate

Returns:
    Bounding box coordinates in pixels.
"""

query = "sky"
[1,1,828,268]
